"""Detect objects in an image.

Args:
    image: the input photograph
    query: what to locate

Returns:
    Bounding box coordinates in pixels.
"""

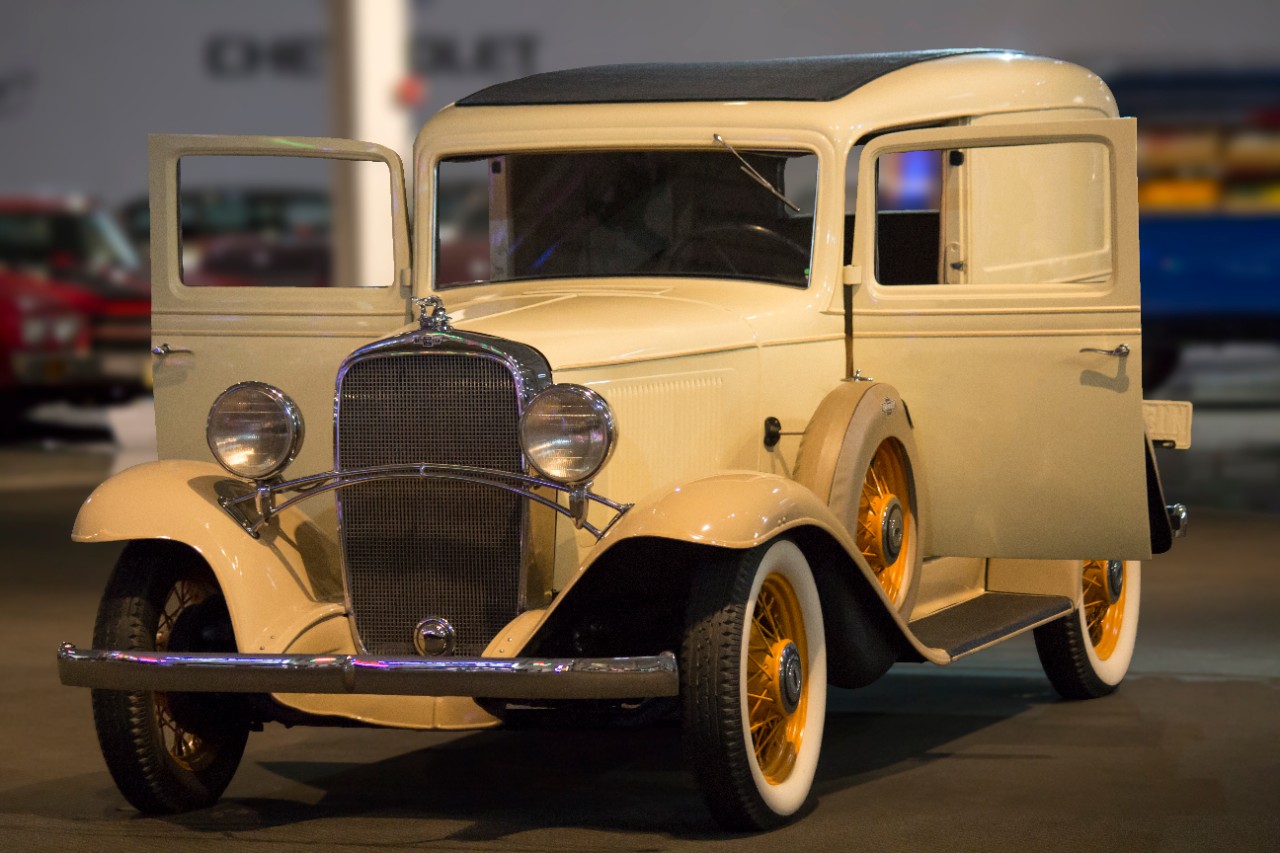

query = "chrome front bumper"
[57,644,678,700]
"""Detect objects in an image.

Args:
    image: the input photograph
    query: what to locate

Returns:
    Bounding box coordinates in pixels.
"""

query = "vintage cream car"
[60,50,1192,829]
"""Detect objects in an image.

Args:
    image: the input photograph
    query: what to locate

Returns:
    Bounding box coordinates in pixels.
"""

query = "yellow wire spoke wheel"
[745,574,809,784]
[855,438,913,607]
[153,578,219,772]
[682,538,826,831]
[1034,559,1141,700]
[1081,559,1126,661]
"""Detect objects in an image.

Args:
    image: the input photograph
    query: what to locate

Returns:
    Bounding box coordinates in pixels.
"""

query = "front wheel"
[1034,560,1141,700]
[91,541,250,813]
[681,539,826,830]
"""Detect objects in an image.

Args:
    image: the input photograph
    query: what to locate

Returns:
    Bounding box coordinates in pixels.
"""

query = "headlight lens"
[206,382,304,481]
[21,316,47,346]
[519,384,616,485]
[51,315,81,346]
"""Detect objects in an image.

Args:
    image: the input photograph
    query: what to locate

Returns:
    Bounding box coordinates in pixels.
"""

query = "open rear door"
[148,134,410,481]
[848,118,1150,559]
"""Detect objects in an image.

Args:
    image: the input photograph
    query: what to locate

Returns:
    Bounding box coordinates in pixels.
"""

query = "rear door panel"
[849,119,1150,559]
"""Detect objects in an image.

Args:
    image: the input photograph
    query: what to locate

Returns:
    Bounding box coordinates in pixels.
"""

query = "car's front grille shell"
[335,352,525,656]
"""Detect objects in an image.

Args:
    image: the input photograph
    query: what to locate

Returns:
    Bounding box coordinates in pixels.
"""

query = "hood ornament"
[412,296,453,332]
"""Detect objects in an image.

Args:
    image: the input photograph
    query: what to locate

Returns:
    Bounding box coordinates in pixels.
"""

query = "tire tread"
[90,541,247,814]
[682,548,791,831]
[1033,612,1116,701]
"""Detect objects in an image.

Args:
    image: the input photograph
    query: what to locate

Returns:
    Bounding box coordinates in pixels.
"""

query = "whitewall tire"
[681,538,827,829]
[1034,559,1141,699]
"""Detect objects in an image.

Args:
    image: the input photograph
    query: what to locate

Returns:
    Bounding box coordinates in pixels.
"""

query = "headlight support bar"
[218,463,632,540]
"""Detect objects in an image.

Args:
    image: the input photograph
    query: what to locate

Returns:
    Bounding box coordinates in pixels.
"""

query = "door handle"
[1079,343,1130,358]
[151,343,193,357]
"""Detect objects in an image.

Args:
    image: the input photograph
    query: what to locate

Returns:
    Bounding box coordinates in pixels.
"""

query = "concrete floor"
[0,482,1276,852]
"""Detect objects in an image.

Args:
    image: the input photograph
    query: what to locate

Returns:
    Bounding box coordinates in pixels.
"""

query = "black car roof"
[457,49,1007,107]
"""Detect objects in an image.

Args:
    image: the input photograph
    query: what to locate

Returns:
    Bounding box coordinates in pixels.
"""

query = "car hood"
[0,270,89,314]
[444,284,759,370]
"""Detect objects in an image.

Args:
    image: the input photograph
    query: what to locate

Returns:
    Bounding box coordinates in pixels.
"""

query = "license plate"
[42,357,69,382]
[10,353,69,385]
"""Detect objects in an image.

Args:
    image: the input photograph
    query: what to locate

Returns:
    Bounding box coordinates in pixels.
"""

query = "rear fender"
[794,381,931,558]
[73,460,346,654]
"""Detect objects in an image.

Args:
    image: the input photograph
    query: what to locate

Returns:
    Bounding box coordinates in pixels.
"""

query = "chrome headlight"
[206,381,304,481]
[519,384,616,485]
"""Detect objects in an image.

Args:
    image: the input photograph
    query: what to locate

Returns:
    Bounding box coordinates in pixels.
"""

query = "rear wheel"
[91,541,250,813]
[681,539,826,830]
[1034,559,1141,700]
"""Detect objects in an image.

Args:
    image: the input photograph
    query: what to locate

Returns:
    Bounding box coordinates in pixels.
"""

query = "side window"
[176,156,394,288]
[870,141,1112,286]
[875,149,945,284]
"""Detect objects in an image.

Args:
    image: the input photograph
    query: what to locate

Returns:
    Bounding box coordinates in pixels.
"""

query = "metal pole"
[328,0,411,288]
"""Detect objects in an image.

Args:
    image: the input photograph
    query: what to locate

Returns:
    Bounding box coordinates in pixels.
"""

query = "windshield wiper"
[712,133,800,213]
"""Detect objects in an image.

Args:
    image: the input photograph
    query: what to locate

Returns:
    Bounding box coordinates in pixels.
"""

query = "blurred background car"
[0,197,150,404]
[120,187,332,287]
[0,269,93,424]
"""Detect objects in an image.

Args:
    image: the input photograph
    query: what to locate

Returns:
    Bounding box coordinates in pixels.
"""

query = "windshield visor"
[435,148,816,288]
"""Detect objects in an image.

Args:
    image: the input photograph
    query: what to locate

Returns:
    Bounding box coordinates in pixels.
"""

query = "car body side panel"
[848,118,1150,560]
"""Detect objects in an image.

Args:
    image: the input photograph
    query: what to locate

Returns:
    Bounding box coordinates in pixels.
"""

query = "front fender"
[512,471,944,666]
[74,460,346,654]
[588,470,857,555]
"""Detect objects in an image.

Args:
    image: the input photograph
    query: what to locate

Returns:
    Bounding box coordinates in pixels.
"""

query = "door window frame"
[149,134,410,318]
[836,118,1139,313]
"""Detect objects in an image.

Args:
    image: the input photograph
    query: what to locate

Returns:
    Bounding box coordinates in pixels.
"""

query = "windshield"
[435,148,817,288]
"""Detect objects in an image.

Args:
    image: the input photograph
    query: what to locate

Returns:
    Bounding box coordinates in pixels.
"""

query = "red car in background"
[121,183,490,288]
[0,197,151,403]
[120,186,333,287]
[0,270,94,417]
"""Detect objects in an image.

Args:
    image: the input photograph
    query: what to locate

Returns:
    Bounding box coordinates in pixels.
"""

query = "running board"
[908,592,1073,662]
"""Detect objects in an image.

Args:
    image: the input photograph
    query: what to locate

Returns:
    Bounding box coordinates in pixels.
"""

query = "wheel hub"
[413,617,457,656]
[1105,560,1124,604]
[870,495,905,566]
[775,641,803,714]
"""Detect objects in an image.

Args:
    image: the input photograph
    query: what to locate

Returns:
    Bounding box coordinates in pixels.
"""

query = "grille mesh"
[336,353,524,656]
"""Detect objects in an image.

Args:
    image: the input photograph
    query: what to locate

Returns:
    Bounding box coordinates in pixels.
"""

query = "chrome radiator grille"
[336,353,525,656]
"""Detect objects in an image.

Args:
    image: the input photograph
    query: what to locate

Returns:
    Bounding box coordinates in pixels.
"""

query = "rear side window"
[865,142,1112,287]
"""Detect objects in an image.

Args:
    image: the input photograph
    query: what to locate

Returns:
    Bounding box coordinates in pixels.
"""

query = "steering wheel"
[661,223,808,276]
